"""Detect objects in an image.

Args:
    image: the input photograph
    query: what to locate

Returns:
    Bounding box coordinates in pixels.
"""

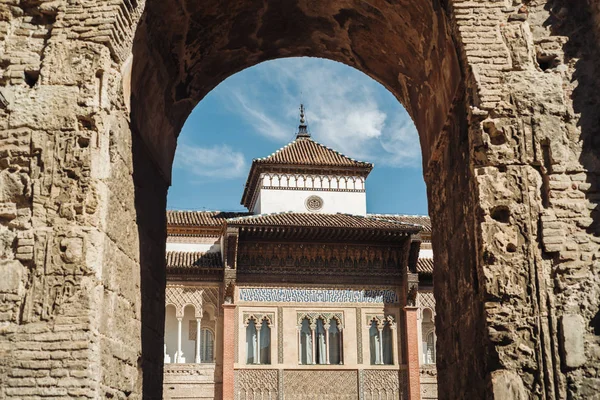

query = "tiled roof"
[368,214,431,233]
[167,210,250,227]
[227,212,422,231]
[254,136,372,169]
[417,257,434,273]
[165,251,222,269]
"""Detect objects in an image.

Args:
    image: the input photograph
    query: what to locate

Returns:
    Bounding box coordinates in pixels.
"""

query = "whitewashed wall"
[255,188,366,215]
[251,173,367,215]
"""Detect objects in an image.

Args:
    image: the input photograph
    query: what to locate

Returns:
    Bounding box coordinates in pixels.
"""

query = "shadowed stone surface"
[0,0,599,399]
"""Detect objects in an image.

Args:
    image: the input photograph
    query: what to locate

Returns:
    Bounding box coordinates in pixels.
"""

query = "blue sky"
[167,57,428,215]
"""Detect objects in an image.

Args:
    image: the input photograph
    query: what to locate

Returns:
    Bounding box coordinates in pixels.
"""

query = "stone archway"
[0,1,599,399]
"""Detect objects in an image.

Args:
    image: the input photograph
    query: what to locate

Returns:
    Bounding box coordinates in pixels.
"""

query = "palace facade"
[163,108,438,400]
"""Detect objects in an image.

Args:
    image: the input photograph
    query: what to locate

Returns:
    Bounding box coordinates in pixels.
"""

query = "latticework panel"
[362,370,400,400]
[283,370,358,399]
[235,369,278,400]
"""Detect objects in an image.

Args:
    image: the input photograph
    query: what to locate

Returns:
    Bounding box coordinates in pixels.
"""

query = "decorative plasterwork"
[363,370,400,398]
[238,287,399,304]
[296,312,344,329]
[234,369,278,400]
[356,308,363,364]
[237,242,406,280]
[261,185,365,193]
[242,312,275,327]
[305,195,324,211]
[365,314,397,328]
[283,370,358,398]
[165,285,220,318]
[417,291,436,316]
[277,307,284,364]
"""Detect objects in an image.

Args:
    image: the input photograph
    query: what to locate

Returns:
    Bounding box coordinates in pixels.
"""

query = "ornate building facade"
[163,108,437,400]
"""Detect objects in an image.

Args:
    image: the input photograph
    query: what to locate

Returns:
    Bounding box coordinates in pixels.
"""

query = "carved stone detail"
[363,370,400,399]
[278,307,284,364]
[166,285,204,318]
[237,242,405,280]
[365,314,396,328]
[356,308,363,364]
[235,369,278,400]
[283,370,357,399]
[296,311,344,329]
[243,312,275,327]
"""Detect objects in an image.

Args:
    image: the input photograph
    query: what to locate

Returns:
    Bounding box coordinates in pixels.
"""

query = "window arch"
[329,318,342,365]
[299,317,313,365]
[200,328,214,362]
[369,316,395,365]
[246,318,258,364]
[369,320,382,365]
[245,315,272,365]
[425,331,436,364]
[421,307,436,365]
[315,318,326,364]
[382,321,393,365]
[259,318,271,365]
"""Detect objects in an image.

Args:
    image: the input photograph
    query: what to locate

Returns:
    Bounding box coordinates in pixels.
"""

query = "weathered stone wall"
[0,1,167,398]
[0,0,598,399]
[433,0,600,398]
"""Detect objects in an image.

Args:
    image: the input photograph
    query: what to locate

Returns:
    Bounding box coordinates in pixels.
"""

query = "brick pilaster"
[222,303,236,400]
[404,306,421,400]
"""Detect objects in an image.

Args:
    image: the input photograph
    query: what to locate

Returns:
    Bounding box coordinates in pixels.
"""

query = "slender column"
[404,306,422,400]
[214,317,219,363]
[176,317,183,363]
[256,324,262,365]
[392,323,399,366]
[339,329,344,364]
[222,304,236,400]
[298,327,302,364]
[311,325,316,364]
[195,319,202,364]
[324,324,330,364]
[378,327,384,365]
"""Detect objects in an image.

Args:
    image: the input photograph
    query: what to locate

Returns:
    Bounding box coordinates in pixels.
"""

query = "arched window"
[370,318,394,365]
[299,317,312,364]
[246,319,258,364]
[369,320,382,365]
[382,321,393,365]
[315,318,326,364]
[425,331,436,364]
[421,308,435,365]
[329,318,342,365]
[259,319,271,365]
[200,328,214,362]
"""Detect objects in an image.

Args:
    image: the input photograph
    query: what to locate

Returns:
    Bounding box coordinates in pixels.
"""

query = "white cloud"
[174,143,247,180]
[232,92,290,141]
[221,57,422,168]
[213,58,421,167]
[379,117,421,168]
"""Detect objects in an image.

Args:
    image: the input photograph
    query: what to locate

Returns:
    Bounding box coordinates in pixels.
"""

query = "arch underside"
[131,0,462,179]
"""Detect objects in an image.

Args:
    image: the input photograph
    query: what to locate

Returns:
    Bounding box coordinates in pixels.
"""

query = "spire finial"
[297,104,310,138]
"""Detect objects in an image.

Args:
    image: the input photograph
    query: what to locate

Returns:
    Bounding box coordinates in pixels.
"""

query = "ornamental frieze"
[237,242,405,278]
[238,287,399,304]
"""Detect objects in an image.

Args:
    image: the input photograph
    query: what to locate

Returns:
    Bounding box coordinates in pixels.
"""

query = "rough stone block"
[560,314,587,369]
[0,259,23,294]
[490,370,527,400]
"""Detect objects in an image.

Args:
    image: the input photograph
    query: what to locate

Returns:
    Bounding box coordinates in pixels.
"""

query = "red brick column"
[222,304,236,400]
[404,306,421,400]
